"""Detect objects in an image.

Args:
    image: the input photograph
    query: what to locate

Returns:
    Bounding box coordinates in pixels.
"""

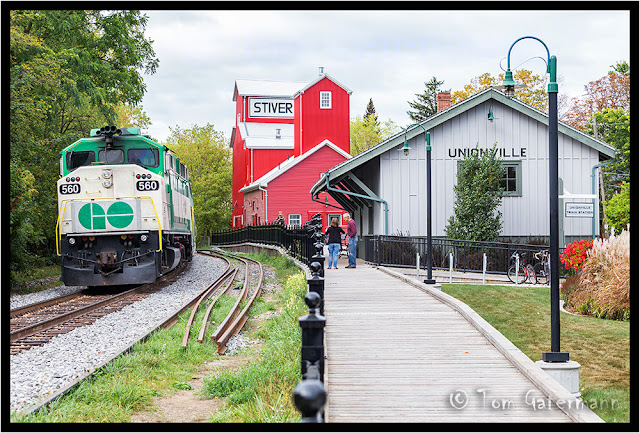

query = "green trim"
[501,160,523,197]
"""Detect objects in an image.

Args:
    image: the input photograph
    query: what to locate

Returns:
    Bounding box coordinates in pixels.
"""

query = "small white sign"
[565,202,594,218]
[248,98,294,118]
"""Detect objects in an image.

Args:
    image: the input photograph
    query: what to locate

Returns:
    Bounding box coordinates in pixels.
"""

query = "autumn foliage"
[562,72,630,130]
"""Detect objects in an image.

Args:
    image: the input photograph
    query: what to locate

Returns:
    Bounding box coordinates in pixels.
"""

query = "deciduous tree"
[9,9,159,273]
[562,65,630,130]
[350,115,400,156]
[164,124,232,236]
[451,70,548,112]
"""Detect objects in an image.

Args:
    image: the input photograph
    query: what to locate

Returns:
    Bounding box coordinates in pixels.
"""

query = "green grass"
[11,264,62,295]
[441,284,631,423]
[201,266,308,422]
[12,250,307,423]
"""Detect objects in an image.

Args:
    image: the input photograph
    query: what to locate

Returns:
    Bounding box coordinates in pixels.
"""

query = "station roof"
[310,87,618,199]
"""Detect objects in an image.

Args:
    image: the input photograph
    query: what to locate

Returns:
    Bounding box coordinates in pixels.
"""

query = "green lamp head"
[502,70,517,98]
[400,139,411,156]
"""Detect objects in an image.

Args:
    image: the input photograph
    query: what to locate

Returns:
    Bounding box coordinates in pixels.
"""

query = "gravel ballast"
[10,254,226,415]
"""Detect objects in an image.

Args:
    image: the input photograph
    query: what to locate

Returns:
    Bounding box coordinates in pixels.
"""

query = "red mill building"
[230,69,352,228]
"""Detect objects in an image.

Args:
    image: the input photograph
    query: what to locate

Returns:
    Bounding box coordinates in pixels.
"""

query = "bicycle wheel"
[533,263,549,285]
[508,264,526,284]
[526,264,536,284]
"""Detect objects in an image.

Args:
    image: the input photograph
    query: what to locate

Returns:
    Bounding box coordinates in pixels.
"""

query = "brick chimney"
[437,92,451,113]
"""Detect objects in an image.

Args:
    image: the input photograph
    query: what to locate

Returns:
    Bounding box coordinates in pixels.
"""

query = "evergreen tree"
[445,144,504,242]
[407,76,446,122]
[364,98,379,127]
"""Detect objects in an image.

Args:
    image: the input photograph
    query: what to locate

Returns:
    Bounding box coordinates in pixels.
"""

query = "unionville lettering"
[448,147,527,158]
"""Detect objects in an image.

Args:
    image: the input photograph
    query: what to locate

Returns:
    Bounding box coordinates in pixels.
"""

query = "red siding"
[299,78,350,155]
[266,145,347,226]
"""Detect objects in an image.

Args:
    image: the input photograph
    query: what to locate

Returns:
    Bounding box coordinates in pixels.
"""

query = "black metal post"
[299,291,325,382]
[294,291,326,422]
[293,378,326,423]
[307,262,325,316]
[424,132,436,285]
[543,87,569,363]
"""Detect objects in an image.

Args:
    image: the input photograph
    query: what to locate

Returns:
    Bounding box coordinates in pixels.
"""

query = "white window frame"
[320,91,332,109]
[288,214,302,226]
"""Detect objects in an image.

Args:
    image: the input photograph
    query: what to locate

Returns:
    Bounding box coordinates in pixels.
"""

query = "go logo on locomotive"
[78,202,134,230]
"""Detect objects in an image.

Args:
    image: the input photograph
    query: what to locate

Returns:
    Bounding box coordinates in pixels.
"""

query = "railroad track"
[187,249,264,354]
[10,263,189,356]
[12,250,266,416]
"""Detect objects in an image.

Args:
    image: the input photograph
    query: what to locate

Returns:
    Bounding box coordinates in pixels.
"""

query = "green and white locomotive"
[56,126,195,286]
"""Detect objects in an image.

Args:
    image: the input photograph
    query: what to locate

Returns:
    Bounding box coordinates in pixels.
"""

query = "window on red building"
[320,91,332,109]
[288,214,301,226]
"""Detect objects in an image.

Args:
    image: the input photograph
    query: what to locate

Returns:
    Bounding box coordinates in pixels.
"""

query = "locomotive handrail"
[55,196,163,256]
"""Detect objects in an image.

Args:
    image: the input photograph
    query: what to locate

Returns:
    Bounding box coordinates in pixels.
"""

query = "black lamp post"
[501,36,568,363]
[424,131,436,285]
[400,125,436,285]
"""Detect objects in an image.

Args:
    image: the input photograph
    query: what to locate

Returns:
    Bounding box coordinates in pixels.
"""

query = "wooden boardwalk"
[322,259,597,423]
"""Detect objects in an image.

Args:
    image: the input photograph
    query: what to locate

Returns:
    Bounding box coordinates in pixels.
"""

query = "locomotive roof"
[60,128,165,154]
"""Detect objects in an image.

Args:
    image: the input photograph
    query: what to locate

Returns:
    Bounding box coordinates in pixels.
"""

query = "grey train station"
[311,88,617,247]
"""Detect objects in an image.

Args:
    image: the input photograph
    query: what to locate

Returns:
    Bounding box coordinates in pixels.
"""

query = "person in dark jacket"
[325,217,344,269]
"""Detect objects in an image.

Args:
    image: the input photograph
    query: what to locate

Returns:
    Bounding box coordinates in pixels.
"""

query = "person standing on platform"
[344,213,357,268]
[325,217,344,269]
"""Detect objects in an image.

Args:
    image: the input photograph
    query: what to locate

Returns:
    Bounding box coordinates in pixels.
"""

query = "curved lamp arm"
[401,123,431,153]
[504,36,557,94]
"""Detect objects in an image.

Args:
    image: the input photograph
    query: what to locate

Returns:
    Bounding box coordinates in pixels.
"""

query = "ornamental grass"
[563,230,630,320]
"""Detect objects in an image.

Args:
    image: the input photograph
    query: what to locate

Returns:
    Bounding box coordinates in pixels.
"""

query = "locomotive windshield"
[98,149,124,164]
[128,148,159,168]
[66,151,95,171]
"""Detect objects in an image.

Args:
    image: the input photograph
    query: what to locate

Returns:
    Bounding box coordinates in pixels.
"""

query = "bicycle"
[507,251,536,284]
[532,250,550,285]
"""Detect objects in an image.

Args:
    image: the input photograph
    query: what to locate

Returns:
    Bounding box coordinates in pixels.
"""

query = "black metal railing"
[363,234,567,276]
[210,223,316,266]
[293,215,326,423]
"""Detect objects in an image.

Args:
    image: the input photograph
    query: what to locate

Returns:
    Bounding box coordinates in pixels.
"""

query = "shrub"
[560,274,581,303]
[445,143,503,242]
[604,182,630,235]
[560,238,594,273]
[565,230,630,321]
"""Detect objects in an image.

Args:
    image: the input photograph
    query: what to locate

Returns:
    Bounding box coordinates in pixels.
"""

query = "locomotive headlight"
[68,237,76,246]
[102,170,112,179]
[102,178,113,188]
[140,234,148,242]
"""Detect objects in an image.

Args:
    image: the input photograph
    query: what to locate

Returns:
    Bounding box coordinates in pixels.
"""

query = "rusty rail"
[210,251,264,354]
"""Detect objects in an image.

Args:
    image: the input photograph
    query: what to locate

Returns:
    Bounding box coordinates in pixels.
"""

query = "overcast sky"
[139,9,631,143]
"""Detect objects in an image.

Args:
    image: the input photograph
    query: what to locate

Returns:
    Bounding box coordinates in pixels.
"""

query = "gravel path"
[9,254,226,415]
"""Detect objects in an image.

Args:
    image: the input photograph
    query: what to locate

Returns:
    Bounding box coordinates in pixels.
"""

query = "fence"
[363,234,568,277]
[209,223,316,266]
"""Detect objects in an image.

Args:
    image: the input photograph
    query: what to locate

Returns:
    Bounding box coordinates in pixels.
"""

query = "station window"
[66,151,95,171]
[288,214,301,226]
[501,161,522,197]
[320,91,332,109]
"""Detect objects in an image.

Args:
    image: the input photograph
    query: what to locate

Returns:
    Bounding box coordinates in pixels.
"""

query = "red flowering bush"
[560,238,594,273]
